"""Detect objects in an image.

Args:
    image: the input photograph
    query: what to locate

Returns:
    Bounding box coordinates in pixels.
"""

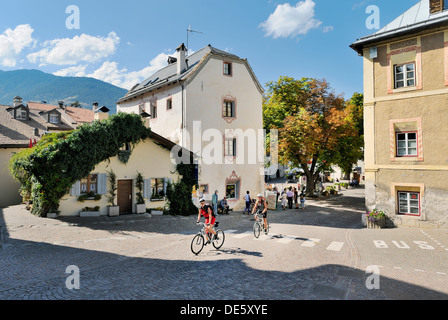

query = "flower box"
[151,210,163,216]
[367,217,386,229]
[107,206,120,217]
[80,211,101,218]
[365,209,387,229]
[135,203,146,214]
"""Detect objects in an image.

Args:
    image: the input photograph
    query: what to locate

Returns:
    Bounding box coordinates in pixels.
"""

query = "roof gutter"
[350,17,448,55]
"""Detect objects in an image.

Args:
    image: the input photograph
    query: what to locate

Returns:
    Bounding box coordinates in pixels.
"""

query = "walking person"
[293,187,299,209]
[212,190,219,217]
[300,192,306,210]
[281,189,287,210]
[243,191,251,214]
[287,187,294,209]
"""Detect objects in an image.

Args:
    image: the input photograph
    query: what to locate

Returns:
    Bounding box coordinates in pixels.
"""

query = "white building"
[117,44,265,210]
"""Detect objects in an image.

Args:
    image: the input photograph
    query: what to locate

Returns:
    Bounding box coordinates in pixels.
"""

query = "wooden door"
[117,180,133,214]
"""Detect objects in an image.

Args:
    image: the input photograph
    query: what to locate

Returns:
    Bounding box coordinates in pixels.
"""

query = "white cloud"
[0,24,35,67]
[27,32,119,66]
[53,65,88,77]
[259,0,322,39]
[53,52,171,90]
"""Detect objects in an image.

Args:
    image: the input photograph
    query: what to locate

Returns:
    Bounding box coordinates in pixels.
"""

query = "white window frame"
[398,192,420,216]
[396,132,418,157]
[394,62,415,89]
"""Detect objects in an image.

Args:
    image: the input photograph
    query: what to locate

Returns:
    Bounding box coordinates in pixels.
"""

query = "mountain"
[0,69,128,114]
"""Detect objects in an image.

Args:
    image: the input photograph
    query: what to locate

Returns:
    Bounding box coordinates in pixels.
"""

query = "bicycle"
[191,222,225,255]
[253,210,269,239]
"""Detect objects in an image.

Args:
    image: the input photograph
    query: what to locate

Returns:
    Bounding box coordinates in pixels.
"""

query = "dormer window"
[49,114,59,124]
[16,110,27,120]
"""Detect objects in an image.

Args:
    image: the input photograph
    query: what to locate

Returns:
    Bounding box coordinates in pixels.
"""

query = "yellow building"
[351,0,448,228]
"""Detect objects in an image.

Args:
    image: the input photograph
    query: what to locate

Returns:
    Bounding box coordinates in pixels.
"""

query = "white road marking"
[301,238,321,247]
[327,241,345,252]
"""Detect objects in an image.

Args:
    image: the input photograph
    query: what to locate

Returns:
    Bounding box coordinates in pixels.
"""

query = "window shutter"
[97,174,107,195]
[70,181,81,196]
[430,0,443,13]
[144,178,151,201]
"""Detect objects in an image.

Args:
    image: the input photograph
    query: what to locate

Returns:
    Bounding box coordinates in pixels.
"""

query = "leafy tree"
[263,76,362,196]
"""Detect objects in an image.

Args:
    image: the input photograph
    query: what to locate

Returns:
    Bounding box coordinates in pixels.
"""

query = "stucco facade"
[117,45,265,210]
[59,136,180,217]
[352,0,448,228]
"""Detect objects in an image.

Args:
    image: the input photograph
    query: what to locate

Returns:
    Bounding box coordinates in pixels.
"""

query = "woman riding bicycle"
[197,198,217,244]
[252,194,268,233]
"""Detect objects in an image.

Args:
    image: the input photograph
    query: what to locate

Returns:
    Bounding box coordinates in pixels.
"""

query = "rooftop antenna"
[186,25,203,56]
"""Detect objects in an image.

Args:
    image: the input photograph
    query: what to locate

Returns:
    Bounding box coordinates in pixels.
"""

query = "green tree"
[263,76,362,196]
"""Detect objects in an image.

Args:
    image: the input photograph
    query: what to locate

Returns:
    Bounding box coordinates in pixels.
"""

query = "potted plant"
[106,169,120,217]
[365,209,386,229]
[135,172,146,214]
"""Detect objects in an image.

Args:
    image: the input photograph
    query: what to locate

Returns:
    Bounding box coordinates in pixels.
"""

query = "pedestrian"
[287,187,294,209]
[281,189,287,210]
[212,190,219,217]
[220,196,230,214]
[243,191,251,214]
[300,193,306,210]
[293,187,299,209]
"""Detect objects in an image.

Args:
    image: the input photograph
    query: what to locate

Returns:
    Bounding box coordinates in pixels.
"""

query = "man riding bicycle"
[197,198,217,244]
[252,193,268,233]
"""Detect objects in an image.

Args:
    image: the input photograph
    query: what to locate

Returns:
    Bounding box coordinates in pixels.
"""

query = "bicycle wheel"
[212,230,225,249]
[253,221,261,238]
[191,234,204,255]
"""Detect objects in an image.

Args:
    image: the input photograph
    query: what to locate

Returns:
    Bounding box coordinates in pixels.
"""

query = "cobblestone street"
[1,187,447,301]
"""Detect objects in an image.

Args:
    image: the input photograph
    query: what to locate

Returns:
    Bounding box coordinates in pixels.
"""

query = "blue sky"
[0,0,418,99]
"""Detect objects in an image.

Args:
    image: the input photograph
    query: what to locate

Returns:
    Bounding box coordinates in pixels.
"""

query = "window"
[226,184,236,199]
[199,184,209,194]
[49,114,59,124]
[16,110,27,120]
[398,192,420,216]
[80,174,98,194]
[151,178,165,200]
[167,98,172,110]
[394,63,415,88]
[225,138,237,157]
[223,62,232,76]
[223,100,235,118]
[151,102,157,119]
[226,180,240,200]
[396,132,418,157]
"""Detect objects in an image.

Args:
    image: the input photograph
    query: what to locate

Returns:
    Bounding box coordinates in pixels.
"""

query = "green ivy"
[10,113,151,217]
[165,161,198,216]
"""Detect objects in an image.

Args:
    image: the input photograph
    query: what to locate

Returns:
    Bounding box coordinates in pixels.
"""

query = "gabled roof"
[28,102,94,124]
[351,0,448,55]
[117,44,264,103]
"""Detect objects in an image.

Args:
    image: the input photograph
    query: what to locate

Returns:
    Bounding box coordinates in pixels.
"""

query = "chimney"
[92,102,99,111]
[58,100,65,110]
[13,96,23,107]
[430,0,444,13]
[176,43,188,75]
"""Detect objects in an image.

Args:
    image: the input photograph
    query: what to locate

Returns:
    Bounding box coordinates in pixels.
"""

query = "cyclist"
[197,198,217,244]
[252,193,268,233]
